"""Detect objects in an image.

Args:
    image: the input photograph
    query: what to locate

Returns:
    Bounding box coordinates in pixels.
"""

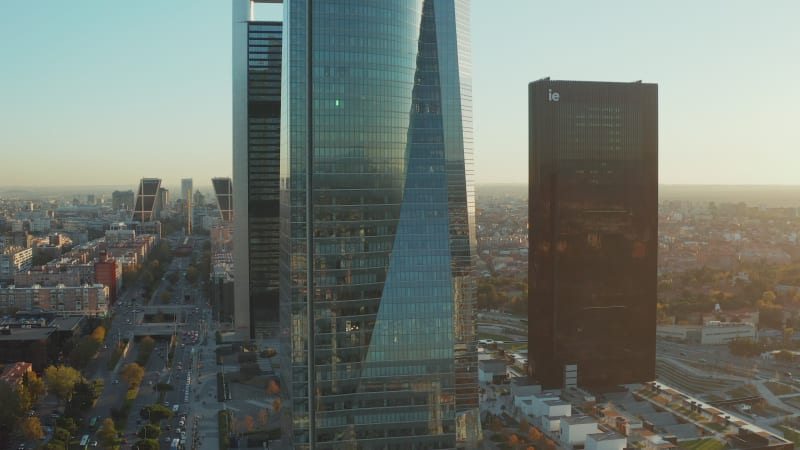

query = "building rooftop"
[587,431,625,442]
[561,415,597,425]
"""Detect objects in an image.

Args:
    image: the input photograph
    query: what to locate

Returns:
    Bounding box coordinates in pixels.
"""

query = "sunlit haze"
[0,1,798,187]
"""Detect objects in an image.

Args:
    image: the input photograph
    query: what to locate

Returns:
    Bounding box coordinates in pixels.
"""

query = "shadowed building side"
[528,79,658,390]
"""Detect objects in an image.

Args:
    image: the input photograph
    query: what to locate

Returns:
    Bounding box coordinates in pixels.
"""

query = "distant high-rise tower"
[528,79,658,389]
[132,178,162,223]
[262,0,480,447]
[212,178,234,223]
[182,178,194,232]
[155,187,169,220]
[233,2,282,339]
[181,179,193,203]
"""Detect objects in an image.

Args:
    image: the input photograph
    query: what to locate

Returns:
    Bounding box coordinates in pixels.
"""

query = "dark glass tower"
[132,178,161,223]
[233,8,282,339]
[212,177,234,223]
[279,1,478,448]
[528,79,657,390]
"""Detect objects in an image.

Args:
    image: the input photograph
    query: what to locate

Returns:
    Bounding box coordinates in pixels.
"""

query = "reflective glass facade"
[234,16,282,338]
[280,1,478,448]
[246,21,282,339]
[132,178,161,223]
[212,177,234,223]
[528,79,657,389]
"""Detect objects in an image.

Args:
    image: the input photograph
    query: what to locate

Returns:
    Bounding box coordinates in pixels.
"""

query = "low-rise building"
[701,321,756,344]
[0,247,33,284]
[479,358,507,384]
[0,284,108,316]
[586,431,627,450]
[0,361,33,388]
[560,415,599,448]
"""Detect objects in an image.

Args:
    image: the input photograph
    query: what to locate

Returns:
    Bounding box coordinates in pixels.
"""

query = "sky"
[1,1,798,188]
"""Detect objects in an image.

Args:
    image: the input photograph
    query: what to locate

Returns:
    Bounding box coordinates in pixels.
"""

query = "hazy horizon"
[6,183,800,208]
[1,1,798,186]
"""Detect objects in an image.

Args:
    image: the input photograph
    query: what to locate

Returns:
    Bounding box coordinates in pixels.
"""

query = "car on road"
[90,441,98,447]
[112,379,120,384]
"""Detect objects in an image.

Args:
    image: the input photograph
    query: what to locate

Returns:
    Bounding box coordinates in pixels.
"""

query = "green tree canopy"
[133,438,160,450]
[69,335,101,369]
[44,365,81,403]
[23,370,46,403]
[137,423,160,439]
[120,362,145,388]
[19,416,44,441]
[97,418,117,447]
[140,404,173,423]
[17,416,44,440]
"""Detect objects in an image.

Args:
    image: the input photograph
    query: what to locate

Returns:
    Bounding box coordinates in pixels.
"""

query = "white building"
[479,359,506,384]
[657,322,755,344]
[560,416,599,448]
[585,431,627,450]
[701,321,755,344]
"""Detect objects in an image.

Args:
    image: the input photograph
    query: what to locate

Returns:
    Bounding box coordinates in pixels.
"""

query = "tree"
[138,423,160,439]
[120,363,145,388]
[273,397,282,412]
[266,378,280,395]
[758,300,784,330]
[55,417,77,436]
[140,404,173,423]
[44,365,81,403]
[528,427,542,441]
[41,443,66,450]
[0,382,22,445]
[258,409,269,429]
[90,325,106,343]
[519,417,530,434]
[54,427,71,443]
[243,415,255,432]
[69,335,101,369]
[160,290,172,303]
[185,266,199,284]
[23,371,46,404]
[97,418,118,447]
[133,439,160,450]
[69,380,100,412]
[19,416,44,441]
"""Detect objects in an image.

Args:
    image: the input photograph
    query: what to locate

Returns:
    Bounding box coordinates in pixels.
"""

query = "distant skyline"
[1,1,798,187]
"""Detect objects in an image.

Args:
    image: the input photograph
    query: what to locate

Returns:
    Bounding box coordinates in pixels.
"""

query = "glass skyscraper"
[528,79,658,389]
[233,3,282,339]
[132,178,161,223]
[277,0,478,448]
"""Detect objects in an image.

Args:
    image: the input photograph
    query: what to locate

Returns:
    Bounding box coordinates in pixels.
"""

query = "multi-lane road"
[84,234,215,448]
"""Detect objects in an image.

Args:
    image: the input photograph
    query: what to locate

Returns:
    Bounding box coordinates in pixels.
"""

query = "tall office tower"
[272,1,479,447]
[181,178,193,203]
[528,79,658,390]
[111,190,135,211]
[155,187,169,220]
[233,2,282,339]
[212,177,234,223]
[182,178,194,231]
[132,178,162,223]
